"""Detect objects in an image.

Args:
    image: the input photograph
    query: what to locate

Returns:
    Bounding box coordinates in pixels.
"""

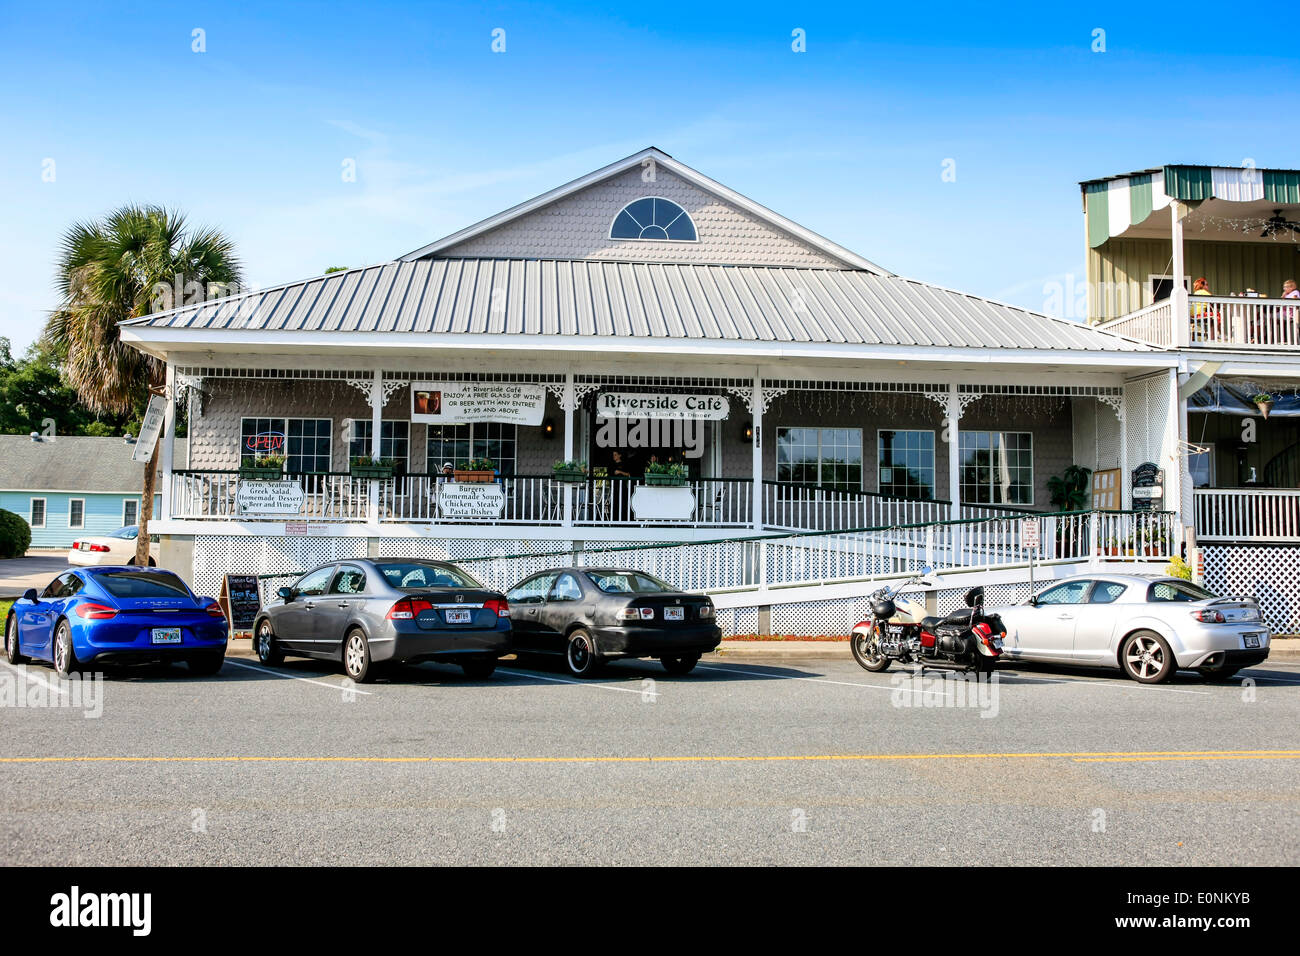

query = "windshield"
[374,561,483,590]
[1147,580,1217,603]
[587,570,676,594]
[96,570,191,599]
[108,526,139,539]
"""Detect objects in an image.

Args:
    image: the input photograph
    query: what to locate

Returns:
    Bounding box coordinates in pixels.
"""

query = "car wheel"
[660,653,700,675]
[1121,630,1176,684]
[1198,665,1242,682]
[565,629,602,678]
[5,614,27,665]
[255,619,284,666]
[343,629,374,683]
[460,657,497,680]
[850,627,891,672]
[187,653,224,676]
[53,620,78,678]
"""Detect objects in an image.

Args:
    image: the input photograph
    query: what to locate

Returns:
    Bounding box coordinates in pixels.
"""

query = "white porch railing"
[171,471,370,521]
[1195,488,1300,542]
[1097,299,1174,345]
[1098,295,1300,349]
[763,481,949,532]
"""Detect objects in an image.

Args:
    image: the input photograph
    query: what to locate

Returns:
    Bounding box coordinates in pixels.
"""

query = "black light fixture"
[741,420,753,443]
[541,417,556,439]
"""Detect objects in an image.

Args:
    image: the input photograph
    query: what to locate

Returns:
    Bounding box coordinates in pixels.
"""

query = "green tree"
[0,337,132,436]
[46,206,242,563]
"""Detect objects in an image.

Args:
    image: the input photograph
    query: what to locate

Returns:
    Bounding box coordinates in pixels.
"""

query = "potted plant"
[350,455,396,479]
[454,457,497,483]
[240,454,285,479]
[1104,536,1119,557]
[1253,392,1274,418]
[644,461,688,487]
[1166,555,1193,581]
[1047,465,1092,512]
[552,459,589,484]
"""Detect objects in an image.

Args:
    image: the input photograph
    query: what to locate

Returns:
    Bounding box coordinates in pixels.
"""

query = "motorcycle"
[850,572,1006,675]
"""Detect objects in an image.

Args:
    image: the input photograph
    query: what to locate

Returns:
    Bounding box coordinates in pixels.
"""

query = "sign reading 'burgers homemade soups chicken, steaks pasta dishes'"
[596,392,730,420]
[411,382,546,425]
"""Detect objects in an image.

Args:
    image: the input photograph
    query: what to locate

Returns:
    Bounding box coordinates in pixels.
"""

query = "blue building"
[0,435,164,549]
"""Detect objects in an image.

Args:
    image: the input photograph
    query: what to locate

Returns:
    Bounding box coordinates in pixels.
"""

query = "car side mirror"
[22,588,38,603]
[1028,596,1038,607]
[277,586,295,602]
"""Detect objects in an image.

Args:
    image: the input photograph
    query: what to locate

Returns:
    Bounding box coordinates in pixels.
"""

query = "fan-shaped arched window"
[609,197,697,241]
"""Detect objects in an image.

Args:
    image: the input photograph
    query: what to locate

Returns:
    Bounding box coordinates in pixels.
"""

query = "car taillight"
[88,544,110,553]
[616,608,640,622]
[388,597,436,620]
[75,603,118,620]
[640,607,655,620]
[205,603,227,618]
[698,604,714,619]
[483,598,510,618]
[1192,609,1226,623]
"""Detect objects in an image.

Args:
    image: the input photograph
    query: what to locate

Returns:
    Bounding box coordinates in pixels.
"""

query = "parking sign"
[1020,518,1040,550]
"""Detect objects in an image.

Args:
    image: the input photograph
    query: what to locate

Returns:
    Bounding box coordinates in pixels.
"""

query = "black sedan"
[253,559,512,682]
[505,567,721,676]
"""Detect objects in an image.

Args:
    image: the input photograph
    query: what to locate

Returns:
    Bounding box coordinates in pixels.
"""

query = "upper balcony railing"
[1099,296,1300,349]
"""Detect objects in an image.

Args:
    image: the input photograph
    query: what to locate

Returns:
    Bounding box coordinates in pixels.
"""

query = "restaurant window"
[350,421,410,469]
[959,431,1033,505]
[240,418,332,473]
[426,423,517,476]
[776,427,862,492]
[877,430,935,500]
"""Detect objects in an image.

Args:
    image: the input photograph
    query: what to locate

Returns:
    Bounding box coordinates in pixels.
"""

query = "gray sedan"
[253,559,512,682]
[992,573,1270,683]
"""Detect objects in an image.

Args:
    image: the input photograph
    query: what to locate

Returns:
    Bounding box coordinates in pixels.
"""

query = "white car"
[993,573,1270,683]
[67,526,160,567]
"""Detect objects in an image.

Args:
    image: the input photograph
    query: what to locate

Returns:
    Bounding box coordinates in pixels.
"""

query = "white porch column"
[562,372,575,528]
[1171,202,1190,347]
[751,370,763,531]
[367,368,382,525]
[947,383,961,522]
[1167,367,1187,551]
[160,364,176,521]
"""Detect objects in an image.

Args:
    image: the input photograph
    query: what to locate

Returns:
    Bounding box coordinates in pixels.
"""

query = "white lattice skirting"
[1203,545,1300,635]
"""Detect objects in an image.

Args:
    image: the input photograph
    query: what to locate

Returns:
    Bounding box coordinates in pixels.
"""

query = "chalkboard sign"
[220,574,262,634]
[1130,462,1164,512]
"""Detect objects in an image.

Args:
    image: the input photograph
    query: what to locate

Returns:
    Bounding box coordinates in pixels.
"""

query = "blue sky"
[1,0,1295,350]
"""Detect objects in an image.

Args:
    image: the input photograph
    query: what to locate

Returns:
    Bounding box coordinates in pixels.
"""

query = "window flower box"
[240,456,285,480]
[551,460,589,485]
[453,470,497,483]
[350,456,396,479]
[644,472,687,487]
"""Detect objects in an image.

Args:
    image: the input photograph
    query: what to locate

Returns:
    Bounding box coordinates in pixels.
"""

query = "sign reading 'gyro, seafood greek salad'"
[410,382,547,425]
[596,392,730,420]
[236,480,305,515]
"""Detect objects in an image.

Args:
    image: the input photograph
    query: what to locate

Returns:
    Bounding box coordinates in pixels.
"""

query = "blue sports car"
[4,567,229,677]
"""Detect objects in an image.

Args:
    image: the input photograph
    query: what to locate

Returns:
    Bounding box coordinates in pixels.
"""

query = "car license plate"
[1244,633,1262,648]
[151,627,182,645]
[665,607,684,621]
[78,542,89,551]
[445,609,472,624]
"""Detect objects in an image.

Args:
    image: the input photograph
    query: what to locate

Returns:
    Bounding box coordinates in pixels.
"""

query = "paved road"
[1,653,1297,865]
[0,553,73,595]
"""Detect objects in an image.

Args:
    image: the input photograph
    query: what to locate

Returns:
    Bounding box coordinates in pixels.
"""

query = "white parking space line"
[0,661,67,695]
[697,662,901,693]
[496,667,656,697]
[223,658,373,695]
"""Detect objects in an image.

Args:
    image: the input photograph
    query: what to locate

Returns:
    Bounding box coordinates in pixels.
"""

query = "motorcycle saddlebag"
[919,630,937,648]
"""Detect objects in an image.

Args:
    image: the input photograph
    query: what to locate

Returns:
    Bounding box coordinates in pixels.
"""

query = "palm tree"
[47,206,242,564]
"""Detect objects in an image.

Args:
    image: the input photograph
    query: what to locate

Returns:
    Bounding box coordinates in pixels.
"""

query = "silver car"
[993,574,1270,683]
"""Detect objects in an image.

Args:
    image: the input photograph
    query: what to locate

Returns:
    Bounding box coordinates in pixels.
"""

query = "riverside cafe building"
[120,148,1183,617]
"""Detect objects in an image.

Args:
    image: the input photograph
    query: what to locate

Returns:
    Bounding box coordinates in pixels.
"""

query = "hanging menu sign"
[1130,462,1164,512]
[411,382,546,425]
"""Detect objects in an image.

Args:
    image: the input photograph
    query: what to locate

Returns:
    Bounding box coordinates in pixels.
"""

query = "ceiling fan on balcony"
[1260,209,1300,238]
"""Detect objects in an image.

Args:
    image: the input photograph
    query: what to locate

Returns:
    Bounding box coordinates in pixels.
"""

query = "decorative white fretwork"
[343,378,374,402]
[922,390,983,421]
[723,385,789,415]
[345,376,409,408]
[175,372,204,419]
[379,379,408,405]
[1097,393,1125,423]
[571,383,602,408]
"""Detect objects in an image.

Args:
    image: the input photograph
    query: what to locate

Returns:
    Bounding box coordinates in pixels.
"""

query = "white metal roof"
[121,258,1150,353]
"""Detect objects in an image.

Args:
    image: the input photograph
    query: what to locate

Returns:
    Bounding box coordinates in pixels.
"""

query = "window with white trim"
[959,431,1033,505]
[240,417,332,473]
[426,423,517,476]
[610,197,697,241]
[30,498,46,529]
[776,427,862,492]
[350,421,410,469]
[69,498,85,529]
[877,430,935,500]
[123,499,139,527]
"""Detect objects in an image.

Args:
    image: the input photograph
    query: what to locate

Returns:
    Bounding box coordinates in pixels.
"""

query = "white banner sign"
[236,480,306,516]
[596,392,730,420]
[438,482,506,520]
[411,382,546,425]
[131,394,168,463]
[630,485,697,521]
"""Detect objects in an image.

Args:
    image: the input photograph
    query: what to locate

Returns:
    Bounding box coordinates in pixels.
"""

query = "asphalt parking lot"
[2,651,1297,866]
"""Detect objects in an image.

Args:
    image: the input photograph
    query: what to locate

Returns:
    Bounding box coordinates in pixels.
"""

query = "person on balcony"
[1283,279,1298,299]
[1190,277,1219,340]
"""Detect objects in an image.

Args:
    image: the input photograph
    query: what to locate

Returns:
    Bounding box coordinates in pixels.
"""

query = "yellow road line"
[0,750,1297,765]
